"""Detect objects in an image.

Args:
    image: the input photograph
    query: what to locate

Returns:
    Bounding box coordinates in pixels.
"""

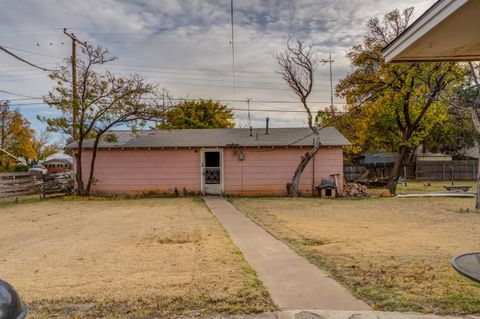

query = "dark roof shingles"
[66,127,350,149]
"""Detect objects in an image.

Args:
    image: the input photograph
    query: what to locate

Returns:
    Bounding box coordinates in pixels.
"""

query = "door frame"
[200,148,224,195]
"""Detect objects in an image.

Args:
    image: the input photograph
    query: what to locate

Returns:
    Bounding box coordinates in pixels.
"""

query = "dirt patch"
[0,197,275,318]
[232,197,480,314]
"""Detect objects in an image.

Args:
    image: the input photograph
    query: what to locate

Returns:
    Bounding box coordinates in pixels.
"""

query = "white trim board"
[383,0,472,63]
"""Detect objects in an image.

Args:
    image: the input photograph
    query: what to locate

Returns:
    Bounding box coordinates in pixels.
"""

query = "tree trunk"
[475,140,480,210]
[469,102,480,210]
[85,136,101,196]
[74,140,84,195]
[289,144,320,197]
[386,145,409,195]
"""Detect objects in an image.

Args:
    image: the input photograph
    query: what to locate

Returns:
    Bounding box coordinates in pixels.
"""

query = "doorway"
[201,149,223,195]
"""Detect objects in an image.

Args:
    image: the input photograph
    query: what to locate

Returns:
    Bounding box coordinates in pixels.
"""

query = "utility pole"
[320,54,335,108]
[247,98,251,128]
[63,28,87,141]
[230,0,236,107]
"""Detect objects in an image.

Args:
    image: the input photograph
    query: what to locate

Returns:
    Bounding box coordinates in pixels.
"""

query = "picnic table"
[451,253,480,283]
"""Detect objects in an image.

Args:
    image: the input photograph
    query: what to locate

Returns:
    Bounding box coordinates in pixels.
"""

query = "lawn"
[231,196,480,314]
[0,197,275,318]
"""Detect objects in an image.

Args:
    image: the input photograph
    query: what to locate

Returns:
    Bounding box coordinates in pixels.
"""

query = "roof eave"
[382,0,470,63]
[65,143,349,150]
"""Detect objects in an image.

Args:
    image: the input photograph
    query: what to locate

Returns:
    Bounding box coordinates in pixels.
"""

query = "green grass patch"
[0,195,42,208]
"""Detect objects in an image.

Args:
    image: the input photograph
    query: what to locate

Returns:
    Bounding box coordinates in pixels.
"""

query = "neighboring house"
[415,148,453,162]
[416,153,453,162]
[43,158,73,174]
[461,146,479,159]
[66,127,350,196]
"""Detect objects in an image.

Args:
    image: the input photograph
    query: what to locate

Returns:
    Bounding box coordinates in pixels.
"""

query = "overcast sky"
[0,0,435,142]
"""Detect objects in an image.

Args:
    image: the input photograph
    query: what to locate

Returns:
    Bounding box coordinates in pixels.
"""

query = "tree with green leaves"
[0,100,35,171]
[336,7,464,194]
[43,46,162,195]
[422,113,475,159]
[22,130,62,167]
[156,100,235,129]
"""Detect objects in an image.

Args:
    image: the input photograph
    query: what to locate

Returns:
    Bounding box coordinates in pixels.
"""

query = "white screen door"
[202,150,222,195]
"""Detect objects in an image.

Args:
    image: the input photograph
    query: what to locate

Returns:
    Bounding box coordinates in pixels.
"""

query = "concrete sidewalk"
[184,310,479,319]
[204,196,370,311]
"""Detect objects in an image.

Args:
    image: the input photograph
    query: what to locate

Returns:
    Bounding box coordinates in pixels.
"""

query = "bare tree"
[277,39,319,196]
[43,46,163,195]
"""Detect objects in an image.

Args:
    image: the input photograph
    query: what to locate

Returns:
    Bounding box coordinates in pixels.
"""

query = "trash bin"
[0,279,27,319]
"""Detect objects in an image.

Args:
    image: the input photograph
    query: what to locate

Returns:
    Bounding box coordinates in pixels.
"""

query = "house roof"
[43,158,73,165]
[358,152,397,165]
[382,0,480,62]
[65,127,350,149]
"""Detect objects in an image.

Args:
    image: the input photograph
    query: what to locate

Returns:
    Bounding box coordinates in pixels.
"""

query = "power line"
[0,76,50,82]
[7,101,346,114]
[0,63,343,80]
[0,89,40,99]
[1,45,65,59]
[0,47,342,78]
[0,45,55,71]
[0,89,346,105]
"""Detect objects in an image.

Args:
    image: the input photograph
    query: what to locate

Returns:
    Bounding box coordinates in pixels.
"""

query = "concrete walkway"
[184,310,480,319]
[204,196,370,311]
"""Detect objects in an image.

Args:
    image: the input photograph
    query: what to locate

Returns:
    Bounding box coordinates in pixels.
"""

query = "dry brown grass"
[231,196,480,314]
[0,197,274,318]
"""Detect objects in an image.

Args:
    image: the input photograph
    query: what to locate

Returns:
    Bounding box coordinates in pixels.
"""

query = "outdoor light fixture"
[0,279,27,319]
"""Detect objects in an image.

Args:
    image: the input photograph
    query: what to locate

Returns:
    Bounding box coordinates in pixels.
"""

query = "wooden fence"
[344,164,415,182]
[344,165,368,182]
[0,172,41,199]
[345,160,479,182]
[41,172,73,198]
[0,172,73,199]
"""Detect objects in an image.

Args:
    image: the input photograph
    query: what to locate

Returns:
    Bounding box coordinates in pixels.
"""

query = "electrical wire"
[0,46,55,71]
[0,89,346,106]
[0,89,40,99]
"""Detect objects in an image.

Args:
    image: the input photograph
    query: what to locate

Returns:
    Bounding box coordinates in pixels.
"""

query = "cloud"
[0,0,436,135]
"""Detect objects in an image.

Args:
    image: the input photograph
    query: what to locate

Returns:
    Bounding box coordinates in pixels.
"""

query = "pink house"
[68,127,350,196]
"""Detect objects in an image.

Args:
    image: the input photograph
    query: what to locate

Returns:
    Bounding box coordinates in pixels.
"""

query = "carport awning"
[383,0,480,63]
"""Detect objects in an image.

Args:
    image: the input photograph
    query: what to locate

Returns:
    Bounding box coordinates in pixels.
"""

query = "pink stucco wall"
[79,146,344,196]
[223,147,344,196]
[81,149,201,194]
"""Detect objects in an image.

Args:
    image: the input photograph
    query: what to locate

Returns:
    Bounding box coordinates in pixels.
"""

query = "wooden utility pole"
[230,0,236,108]
[63,28,87,141]
[320,54,335,108]
[247,98,251,128]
